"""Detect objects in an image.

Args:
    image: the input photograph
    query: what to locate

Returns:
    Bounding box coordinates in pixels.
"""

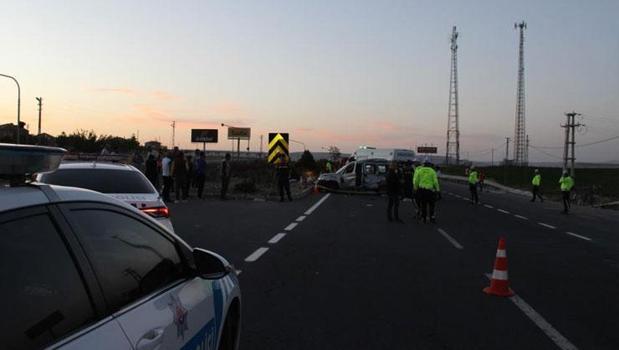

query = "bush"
[234,178,257,193]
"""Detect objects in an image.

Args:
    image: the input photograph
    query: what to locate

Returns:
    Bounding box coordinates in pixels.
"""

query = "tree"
[297,150,318,173]
[327,146,341,161]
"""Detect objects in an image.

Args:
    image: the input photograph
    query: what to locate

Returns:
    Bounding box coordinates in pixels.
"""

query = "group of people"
[528,169,575,214]
[386,160,578,223]
[138,148,233,203]
[386,158,441,223]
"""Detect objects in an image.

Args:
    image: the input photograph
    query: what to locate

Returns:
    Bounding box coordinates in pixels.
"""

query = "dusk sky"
[0,0,617,162]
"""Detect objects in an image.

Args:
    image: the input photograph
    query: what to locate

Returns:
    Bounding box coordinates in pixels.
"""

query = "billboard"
[227,127,251,140]
[191,129,218,143]
[417,146,438,154]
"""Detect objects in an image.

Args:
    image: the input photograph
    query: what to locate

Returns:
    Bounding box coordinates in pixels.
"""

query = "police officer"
[530,169,544,202]
[386,162,402,222]
[559,170,574,214]
[277,154,292,202]
[326,160,333,173]
[468,166,479,204]
[413,158,440,223]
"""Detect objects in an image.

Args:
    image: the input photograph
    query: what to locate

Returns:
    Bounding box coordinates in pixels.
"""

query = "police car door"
[64,203,219,350]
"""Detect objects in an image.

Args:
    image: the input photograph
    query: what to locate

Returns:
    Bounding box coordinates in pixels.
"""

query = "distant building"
[144,140,162,150]
[0,122,29,142]
[37,133,57,146]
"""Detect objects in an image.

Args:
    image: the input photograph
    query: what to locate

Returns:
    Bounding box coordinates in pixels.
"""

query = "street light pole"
[0,74,21,144]
[290,139,306,151]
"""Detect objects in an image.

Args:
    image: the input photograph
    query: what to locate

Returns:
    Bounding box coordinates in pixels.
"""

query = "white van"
[317,159,390,190]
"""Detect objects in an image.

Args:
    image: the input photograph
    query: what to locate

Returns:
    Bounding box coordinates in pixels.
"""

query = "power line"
[577,135,619,147]
[529,145,563,160]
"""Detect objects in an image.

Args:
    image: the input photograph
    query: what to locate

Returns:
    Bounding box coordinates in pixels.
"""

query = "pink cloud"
[87,87,137,96]
[151,90,179,101]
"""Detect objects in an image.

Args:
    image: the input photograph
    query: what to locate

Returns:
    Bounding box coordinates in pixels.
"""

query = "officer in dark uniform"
[277,154,292,202]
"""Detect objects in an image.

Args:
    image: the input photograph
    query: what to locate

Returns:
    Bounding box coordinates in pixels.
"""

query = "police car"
[0,144,241,350]
[36,161,175,232]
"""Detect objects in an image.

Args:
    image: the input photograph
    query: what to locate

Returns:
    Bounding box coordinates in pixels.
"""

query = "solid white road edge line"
[497,209,510,214]
[304,193,331,215]
[296,215,306,222]
[284,222,298,231]
[538,222,557,229]
[514,214,528,220]
[483,274,579,350]
[437,228,464,250]
[244,247,269,262]
[268,233,287,244]
[565,231,592,241]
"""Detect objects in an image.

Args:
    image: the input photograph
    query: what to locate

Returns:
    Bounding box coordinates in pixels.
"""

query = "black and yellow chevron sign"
[268,133,289,164]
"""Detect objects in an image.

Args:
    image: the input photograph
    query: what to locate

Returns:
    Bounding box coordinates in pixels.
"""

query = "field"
[440,165,619,205]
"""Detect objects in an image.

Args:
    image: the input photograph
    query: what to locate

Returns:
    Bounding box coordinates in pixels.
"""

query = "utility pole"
[260,134,264,157]
[35,97,42,136]
[513,21,527,165]
[445,26,460,165]
[505,137,511,163]
[491,148,495,166]
[171,121,176,147]
[562,111,583,178]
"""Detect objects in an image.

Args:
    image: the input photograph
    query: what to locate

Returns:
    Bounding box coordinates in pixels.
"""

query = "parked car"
[0,143,241,350]
[37,161,174,232]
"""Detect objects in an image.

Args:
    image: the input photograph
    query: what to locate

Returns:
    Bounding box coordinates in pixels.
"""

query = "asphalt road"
[169,181,619,349]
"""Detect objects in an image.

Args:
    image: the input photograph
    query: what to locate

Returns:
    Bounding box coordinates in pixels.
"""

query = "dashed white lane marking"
[484,204,494,209]
[484,274,578,350]
[235,270,242,275]
[245,247,269,262]
[284,222,298,231]
[514,214,528,220]
[566,231,592,241]
[304,193,331,215]
[296,215,306,222]
[497,209,510,214]
[268,233,287,244]
[437,228,464,250]
[538,222,557,230]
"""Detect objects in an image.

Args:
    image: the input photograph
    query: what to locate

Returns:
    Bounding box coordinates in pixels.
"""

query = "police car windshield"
[39,168,154,194]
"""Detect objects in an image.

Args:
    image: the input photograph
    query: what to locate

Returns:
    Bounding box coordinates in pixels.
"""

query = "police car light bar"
[0,143,66,179]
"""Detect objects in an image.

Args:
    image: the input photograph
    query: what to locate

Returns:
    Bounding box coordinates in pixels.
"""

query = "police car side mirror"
[192,248,232,279]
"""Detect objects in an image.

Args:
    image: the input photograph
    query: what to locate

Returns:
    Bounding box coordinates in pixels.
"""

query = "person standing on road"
[413,159,440,223]
[530,169,544,202]
[559,171,574,214]
[195,152,207,199]
[185,155,194,197]
[468,166,479,204]
[386,162,402,222]
[478,170,485,192]
[145,154,158,188]
[325,160,333,173]
[161,151,173,202]
[221,153,232,200]
[276,154,293,202]
[172,152,188,202]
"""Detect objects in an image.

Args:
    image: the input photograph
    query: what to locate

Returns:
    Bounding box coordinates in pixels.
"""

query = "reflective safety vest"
[559,176,574,191]
[532,174,541,186]
[413,166,440,191]
[468,171,478,185]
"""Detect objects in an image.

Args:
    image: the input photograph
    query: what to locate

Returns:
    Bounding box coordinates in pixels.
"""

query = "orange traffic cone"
[483,237,514,297]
